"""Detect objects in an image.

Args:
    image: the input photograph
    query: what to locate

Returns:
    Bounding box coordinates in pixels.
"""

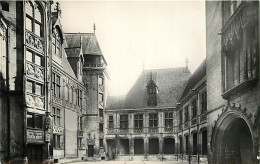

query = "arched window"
[52,28,62,57]
[25,1,43,37]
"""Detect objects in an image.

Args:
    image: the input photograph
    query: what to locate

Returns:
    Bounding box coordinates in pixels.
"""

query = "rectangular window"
[53,107,61,126]
[191,99,197,118]
[26,17,32,32]
[78,89,83,107]
[26,80,33,93]
[98,76,104,85]
[34,54,42,66]
[201,91,207,113]
[78,116,83,131]
[165,112,173,127]
[26,51,33,63]
[99,123,104,132]
[134,114,143,128]
[26,113,43,129]
[78,138,83,148]
[53,134,62,149]
[120,115,128,129]
[100,139,104,147]
[179,110,183,125]
[149,113,158,127]
[108,116,114,128]
[35,83,43,96]
[99,108,103,117]
[184,106,189,122]
[99,93,103,101]
[56,76,61,98]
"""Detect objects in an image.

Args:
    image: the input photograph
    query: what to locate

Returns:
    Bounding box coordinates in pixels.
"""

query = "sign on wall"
[53,125,64,134]
[27,130,44,143]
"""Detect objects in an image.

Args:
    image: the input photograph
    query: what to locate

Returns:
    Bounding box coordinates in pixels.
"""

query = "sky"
[59,1,206,96]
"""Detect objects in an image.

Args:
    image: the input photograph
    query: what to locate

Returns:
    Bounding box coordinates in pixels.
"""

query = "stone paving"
[70,161,189,164]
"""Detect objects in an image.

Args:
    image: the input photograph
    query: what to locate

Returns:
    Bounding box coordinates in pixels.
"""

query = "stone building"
[64,32,109,161]
[105,68,191,161]
[176,59,207,163]
[0,1,95,163]
[206,1,260,164]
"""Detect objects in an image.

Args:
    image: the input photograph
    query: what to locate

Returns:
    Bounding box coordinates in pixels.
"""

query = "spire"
[150,72,153,80]
[93,23,96,34]
[54,2,62,17]
[185,57,189,68]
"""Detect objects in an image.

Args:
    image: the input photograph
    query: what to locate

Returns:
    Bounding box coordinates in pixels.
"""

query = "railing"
[118,128,129,134]
[200,113,207,123]
[84,63,105,69]
[134,128,143,134]
[148,127,158,133]
[25,30,44,53]
[164,127,174,133]
[26,92,45,109]
[107,128,115,134]
[191,118,197,126]
[26,61,44,81]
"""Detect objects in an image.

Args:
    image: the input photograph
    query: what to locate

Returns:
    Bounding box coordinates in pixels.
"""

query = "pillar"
[129,137,134,160]
[144,137,148,160]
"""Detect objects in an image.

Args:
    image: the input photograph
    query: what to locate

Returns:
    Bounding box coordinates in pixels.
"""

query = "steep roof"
[61,49,78,79]
[106,96,126,110]
[180,59,206,100]
[106,67,191,110]
[64,33,102,56]
[65,48,81,58]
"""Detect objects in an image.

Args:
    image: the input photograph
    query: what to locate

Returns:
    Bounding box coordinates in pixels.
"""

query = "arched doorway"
[163,138,175,154]
[213,116,254,164]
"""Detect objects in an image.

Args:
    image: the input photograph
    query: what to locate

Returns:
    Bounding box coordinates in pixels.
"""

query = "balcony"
[26,92,45,109]
[78,130,84,138]
[118,128,129,134]
[84,63,105,69]
[107,128,115,134]
[164,127,174,133]
[200,113,207,123]
[25,30,44,53]
[134,128,143,134]
[148,127,158,133]
[191,117,198,126]
[26,61,44,81]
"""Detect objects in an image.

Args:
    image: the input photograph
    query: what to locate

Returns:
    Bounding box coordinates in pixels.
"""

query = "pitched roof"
[106,96,126,110]
[180,59,206,100]
[64,33,102,56]
[106,67,191,110]
[65,48,81,58]
[61,49,78,79]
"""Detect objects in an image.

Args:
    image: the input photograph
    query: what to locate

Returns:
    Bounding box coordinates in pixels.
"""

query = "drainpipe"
[6,20,10,163]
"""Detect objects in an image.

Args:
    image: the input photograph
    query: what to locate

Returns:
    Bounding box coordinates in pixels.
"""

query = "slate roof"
[180,59,206,100]
[106,67,191,110]
[61,49,78,79]
[65,48,81,58]
[64,33,103,56]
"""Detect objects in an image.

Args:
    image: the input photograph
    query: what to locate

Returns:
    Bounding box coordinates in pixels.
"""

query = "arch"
[163,138,175,154]
[211,105,256,164]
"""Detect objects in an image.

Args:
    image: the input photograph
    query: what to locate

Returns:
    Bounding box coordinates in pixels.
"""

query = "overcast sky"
[59,1,206,96]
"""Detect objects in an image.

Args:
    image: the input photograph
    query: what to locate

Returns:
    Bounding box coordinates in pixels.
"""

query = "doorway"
[88,145,94,157]
[27,144,43,164]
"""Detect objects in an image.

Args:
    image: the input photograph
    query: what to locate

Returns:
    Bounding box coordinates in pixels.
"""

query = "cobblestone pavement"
[70,161,189,164]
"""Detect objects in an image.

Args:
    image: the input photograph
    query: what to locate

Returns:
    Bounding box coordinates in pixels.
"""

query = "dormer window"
[146,73,158,107]
[52,28,62,58]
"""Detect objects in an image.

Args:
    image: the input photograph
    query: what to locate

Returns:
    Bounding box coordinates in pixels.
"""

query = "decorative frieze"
[148,127,158,133]
[26,62,44,81]
[53,125,63,134]
[26,93,45,109]
[134,128,143,134]
[26,30,44,53]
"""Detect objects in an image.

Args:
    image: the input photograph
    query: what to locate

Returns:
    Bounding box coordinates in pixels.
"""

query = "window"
[26,80,43,96]
[78,138,83,149]
[191,99,197,118]
[78,89,83,107]
[108,116,113,128]
[179,110,183,125]
[149,113,158,127]
[78,61,82,75]
[99,123,103,132]
[98,76,104,85]
[99,108,103,117]
[25,1,43,37]
[222,1,259,97]
[120,115,128,129]
[201,91,207,113]
[26,50,43,66]
[99,93,103,102]
[0,20,7,89]
[146,74,158,106]
[52,73,61,98]
[100,139,103,147]
[27,113,43,129]
[78,116,83,131]
[53,134,62,149]
[52,28,62,57]
[53,107,61,126]
[184,106,189,122]
[134,114,143,128]
[165,112,173,127]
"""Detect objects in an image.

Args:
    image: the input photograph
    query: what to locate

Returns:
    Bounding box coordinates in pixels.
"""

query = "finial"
[55,2,62,17]
[93,23,96,34]
[185,57,189,68]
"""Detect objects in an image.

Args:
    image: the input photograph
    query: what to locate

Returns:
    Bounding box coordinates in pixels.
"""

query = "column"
[159,135,163,155]
[129,137,134,160]
[144,137,148,160]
